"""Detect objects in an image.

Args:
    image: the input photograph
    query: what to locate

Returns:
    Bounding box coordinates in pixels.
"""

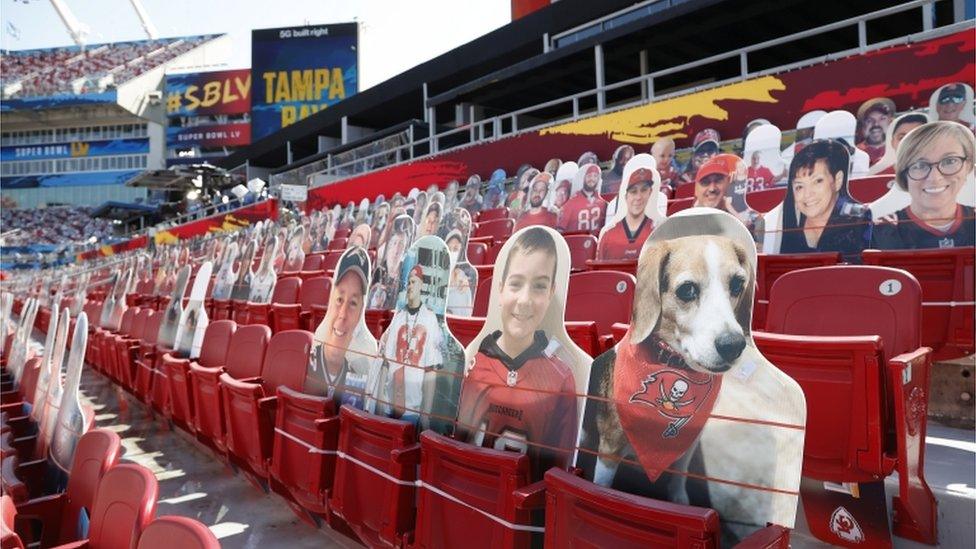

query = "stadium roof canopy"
[125,163,233,191]
[221,0,928,172]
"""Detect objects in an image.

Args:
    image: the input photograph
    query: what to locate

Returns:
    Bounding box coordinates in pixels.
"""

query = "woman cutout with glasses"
[872,121,975,249]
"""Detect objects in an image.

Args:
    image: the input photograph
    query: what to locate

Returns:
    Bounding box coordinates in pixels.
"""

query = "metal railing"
[292,1,965,193]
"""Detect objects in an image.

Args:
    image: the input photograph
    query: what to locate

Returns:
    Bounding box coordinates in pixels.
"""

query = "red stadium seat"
[270,387,339,517]
[848,175,894,204]
[755,265,936,544]
[47,463,158,549]
[666,197,695,216]
[133,312,165,404]
[564,234,598,272]
[673,182,695,200]
[230,299,249,324]
[543,468,790,548]
[212,299,232,321]
[163,320,236,432]
[364,309,393,340]
[445,314,485,347]
[328,237,348,251]
[474,219,514,244]
[566,270,636,339]
[9,429,121,546]
[137,516,219,549]
[321,250,344,272]
[110,308,149,390]
[248,276,302,329]
[754,252,840,330]
[190,324,267,453]
[564,321,602,357]
[1,494,22,549]
[745,187,787,213]
[478,207,511,222]
[271,276,331,333]
[136,516,218,549]
[466,242,488,265]
[413,430,545,549]
[333,228,351,240]
[862,246,975,360]
[584,258,637,277]
[302,254,324,271]
[329,406,419,548]
[221,330,314,482]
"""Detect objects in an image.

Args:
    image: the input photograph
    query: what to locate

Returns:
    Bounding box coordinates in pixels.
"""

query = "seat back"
[330,405,418,547]
[862,247,975,359]
[328,237,348,251]
[57,429,123,545]
[260,330,314,393]
[271,276,302,305]
[565,270,636,336]
[766,265,921,358]
[445,315,486,347]
[117,307,137,335]
[466,242,488,265]
[543,468,721,549]
[666,197,694,215]
[848,175,894,204]
[141,310,163,346]
[302,254,324,271]
[415,431,534,548]
[223,324,272,379]
[137,516,219,549]
[197,320,236,369]
[299,277,331,312]
[754,252,841,328]
[321,250,344,271]
[564,234,597,272]
[270,386,338,513]
[128,309,150,339]
[473,275,492,317]
[1,495,23,549]
[475,219,514,242]
[478,207,510,223]
[86,464,158,549]
[745,186,787,213]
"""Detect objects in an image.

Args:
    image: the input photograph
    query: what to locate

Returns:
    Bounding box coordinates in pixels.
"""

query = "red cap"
[409,264,424,280]
[695,154,738,183]
[627,167,655,187]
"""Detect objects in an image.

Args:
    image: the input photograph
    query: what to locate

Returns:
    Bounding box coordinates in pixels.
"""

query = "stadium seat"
[231,300,250,324]
[364,309,393,340]
[190,323,267,453]
[466,242,488,265]
[163,320,237,432]
[478,207,511,223]
[137,516,220,549]
[109,308,149,390]
[271,276,330,333]
[754,265,936,544]
[472,276,493,317]
[445,314,485,347]
[248,276,302,329]
[543,468,791,548]
[212,299,232,321]
[9,429,121,546]
[848,175,894,204]
[320,250,344,272]
[46,463,158,549]
[566,270,636,340]
[329,405,419,548]
[583,258,637,277]
[413,430,545,549]
[754,252,840,330]
[302,254,324,272]
[119,310,158,393]
[564,321,603,357]
[862,247,975,360]
[270,387,339,518]
[474,219,514,244]
[564,234,598,272]
[221,329,314,482]
[745,187,787,213]
[132,312,165,404]
[666,197,695,216]
[328,237,348,251]
[1,495,22,549]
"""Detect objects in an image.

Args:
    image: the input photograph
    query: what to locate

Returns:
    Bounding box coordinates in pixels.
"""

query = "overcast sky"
[0,0,511,89]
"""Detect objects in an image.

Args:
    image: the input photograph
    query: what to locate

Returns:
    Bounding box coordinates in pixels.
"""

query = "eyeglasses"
[938,95,965,105]
[904,155,968,180]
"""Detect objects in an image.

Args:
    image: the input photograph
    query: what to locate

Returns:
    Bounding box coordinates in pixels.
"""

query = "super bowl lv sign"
[165,69,252,117]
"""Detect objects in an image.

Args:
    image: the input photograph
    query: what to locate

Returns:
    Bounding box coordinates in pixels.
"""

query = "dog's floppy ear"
[630,240,670,344]
[732,240,754,338]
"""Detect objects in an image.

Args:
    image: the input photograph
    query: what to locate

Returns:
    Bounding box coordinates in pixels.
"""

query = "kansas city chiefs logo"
[829,506,865,543]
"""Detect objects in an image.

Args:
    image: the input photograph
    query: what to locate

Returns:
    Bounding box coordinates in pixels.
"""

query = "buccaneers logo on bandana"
[612,333,722,482]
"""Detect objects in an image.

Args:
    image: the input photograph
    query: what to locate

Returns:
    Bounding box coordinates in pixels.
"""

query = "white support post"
[595,44,606,112]
[639,49,649,100]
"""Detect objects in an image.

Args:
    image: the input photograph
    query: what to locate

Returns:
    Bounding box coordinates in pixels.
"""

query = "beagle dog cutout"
[577,207,805,544]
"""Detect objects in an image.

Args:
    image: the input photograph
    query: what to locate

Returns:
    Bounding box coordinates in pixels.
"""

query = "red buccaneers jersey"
[597,216,654,261]
[558,193,608,233]
[514,209,558,232]
[458,331,578,479]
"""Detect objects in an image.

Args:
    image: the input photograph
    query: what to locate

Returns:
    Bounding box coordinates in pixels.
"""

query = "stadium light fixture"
[186,190,200,201]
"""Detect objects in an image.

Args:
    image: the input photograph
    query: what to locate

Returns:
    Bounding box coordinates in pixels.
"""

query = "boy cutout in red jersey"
[457,226,592,481]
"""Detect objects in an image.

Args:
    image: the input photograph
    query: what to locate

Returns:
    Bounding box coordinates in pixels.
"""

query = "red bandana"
[612,333,722,482]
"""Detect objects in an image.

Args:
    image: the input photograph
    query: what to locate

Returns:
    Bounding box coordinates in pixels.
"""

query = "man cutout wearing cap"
[694,154,736,211]
[596,167,655,261]
[380,263,443,424]
[679,129,721,186]
[515,172,558,231]
[856,97,895,166]
[559,163,608,234]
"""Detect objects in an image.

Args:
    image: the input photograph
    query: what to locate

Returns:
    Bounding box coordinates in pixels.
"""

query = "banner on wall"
[165,69,252,117]
[166,123,251,148]
[251,23,359,141]
[1,138,149,161]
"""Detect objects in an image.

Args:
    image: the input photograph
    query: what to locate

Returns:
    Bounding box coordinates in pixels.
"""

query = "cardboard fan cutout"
[284,226,306,272]
[928,81,975,130]
[743,123,785,191]
[602,144,635,195]
[38,310,70,475]
[98,272,120,328]
[507,166,540,217]
[368,235,465,434]
[558,163,608,234]
[212,241,239,300]
[514,172,557,231]
[483,169,508,210]
[550,161,578,215]
[104,268,131,331]
[249,237,280,303]
[440,207,478,317]
[174,261,213,359]
[456,226,592,482]
[157,265,191,349]
[459,176,483,215]
[370,202,391,248]
[412,191,429,227]
[418,199,443,237]
[369,214,416,311]
[576,208,806,543]
[230,241,257,300]
[761,139,870,259]
[30,303,60,424]
[443,181,459,211]
[356,197,372,226]
[814,110,870,178]
[348,223,372,250]
[50,311,91,476]
[868,110,929,177]
[597,154,665,261]
[308,246,379,409]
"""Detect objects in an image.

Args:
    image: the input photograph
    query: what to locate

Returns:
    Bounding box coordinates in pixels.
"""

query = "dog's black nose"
[714,332,746,363]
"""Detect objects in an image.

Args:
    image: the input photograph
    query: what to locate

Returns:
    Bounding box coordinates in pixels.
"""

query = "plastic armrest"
[512,479,547,510]
[316,414,340,433]
[390,443,421,465]
[598,334,615,353]
[257,395,278,412]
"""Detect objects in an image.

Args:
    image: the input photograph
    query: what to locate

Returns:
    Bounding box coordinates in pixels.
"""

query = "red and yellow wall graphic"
[307,29,973,211]
[77,200,279,261]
